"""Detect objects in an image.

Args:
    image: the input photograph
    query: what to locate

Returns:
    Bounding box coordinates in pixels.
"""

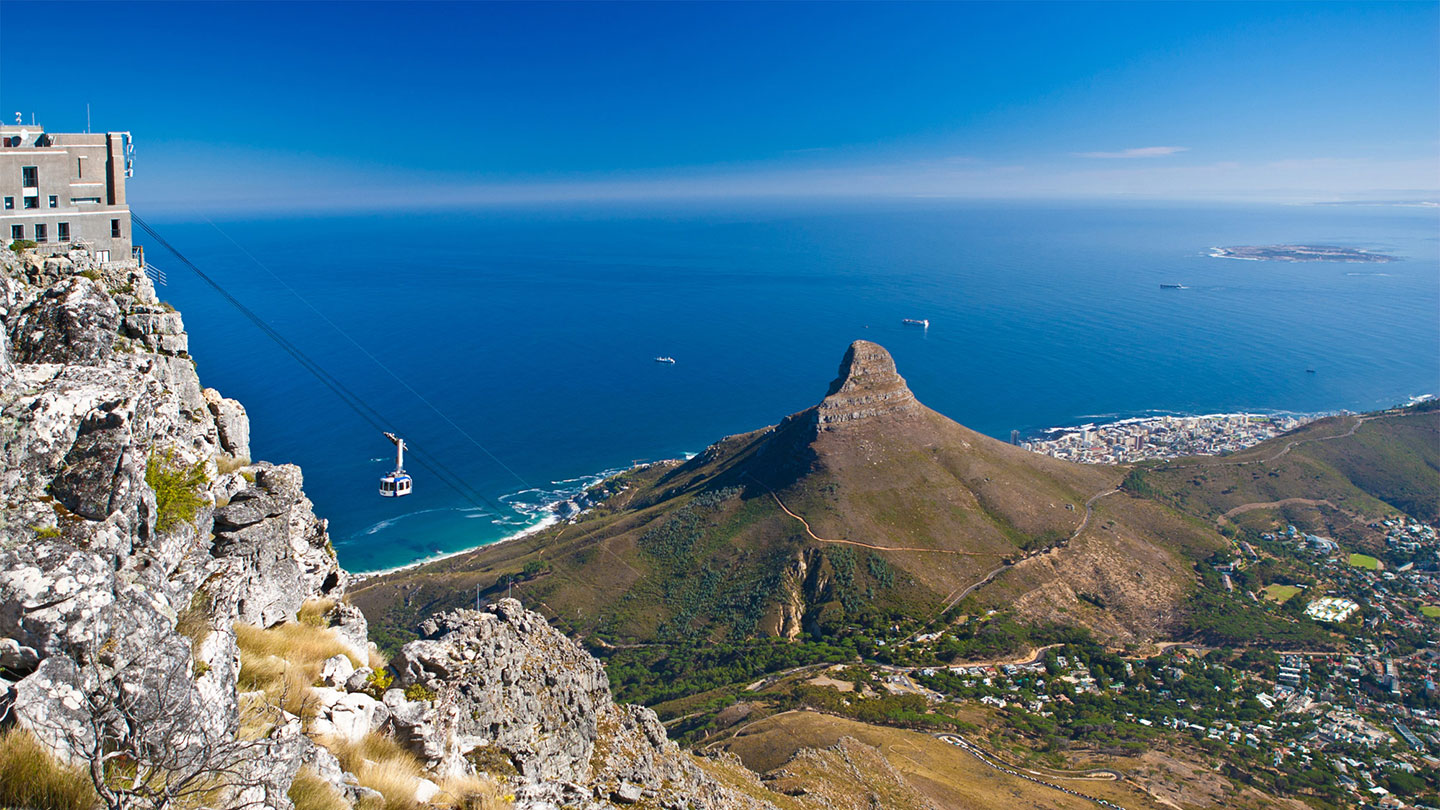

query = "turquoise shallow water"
[146,200,1440,572]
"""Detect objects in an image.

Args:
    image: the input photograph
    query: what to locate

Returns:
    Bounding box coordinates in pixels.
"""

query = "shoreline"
[346,461,668,581]
[347,511,563,582]
[1027,409,1333,441]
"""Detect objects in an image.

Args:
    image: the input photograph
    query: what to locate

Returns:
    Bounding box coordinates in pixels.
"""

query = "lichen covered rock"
[391,600,776,809]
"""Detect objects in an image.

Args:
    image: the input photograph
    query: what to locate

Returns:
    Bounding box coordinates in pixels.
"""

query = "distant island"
[1210,244,1397,262]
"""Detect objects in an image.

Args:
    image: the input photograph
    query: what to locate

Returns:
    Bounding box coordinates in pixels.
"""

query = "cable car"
[380,432,412,497]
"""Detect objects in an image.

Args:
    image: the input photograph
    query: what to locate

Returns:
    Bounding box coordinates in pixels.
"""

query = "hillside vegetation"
[1130,404,1439,533]
[352,341,1227,657]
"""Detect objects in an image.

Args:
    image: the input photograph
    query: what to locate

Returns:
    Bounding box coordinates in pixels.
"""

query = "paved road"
[936,733,1128,809]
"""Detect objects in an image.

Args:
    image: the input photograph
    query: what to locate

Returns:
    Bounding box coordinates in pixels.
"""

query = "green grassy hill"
[351,341,1226,653]
[1127,403,1439,539]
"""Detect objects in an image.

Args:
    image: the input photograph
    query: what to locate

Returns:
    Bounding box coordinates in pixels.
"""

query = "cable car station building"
[0,120,133,263]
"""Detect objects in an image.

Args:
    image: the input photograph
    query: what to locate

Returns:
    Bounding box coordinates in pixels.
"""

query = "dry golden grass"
[325,732,438,810]
[215,454,253,476]
[288,765,350,810]
[369,645,390,671]
[297,597,337,627]
[435,774,513,810]
[235,620,359,717]
[360,758,424,810]
[175,589,214,667]
[718,710,1171,810]
[0,726,98,810]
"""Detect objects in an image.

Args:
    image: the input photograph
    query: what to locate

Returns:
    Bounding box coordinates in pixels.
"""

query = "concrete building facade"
[0,122,133,262]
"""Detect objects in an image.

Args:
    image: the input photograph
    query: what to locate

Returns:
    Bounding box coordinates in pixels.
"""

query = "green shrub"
[146,448,210,533]
[0,727,97,810]
[8,239,36,254]
[364,667,395,698]
[31,524,61,539]
[80,268,102,281]
[404,683,438,702]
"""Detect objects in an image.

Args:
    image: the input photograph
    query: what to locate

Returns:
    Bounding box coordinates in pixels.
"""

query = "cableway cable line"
[131,213,505,515]
[197,214,531,491]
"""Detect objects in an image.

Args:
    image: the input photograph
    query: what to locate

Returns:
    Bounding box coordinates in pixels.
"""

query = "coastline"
[348,510,564,581]
[1028,409,1333,440]
[346,461,659,580]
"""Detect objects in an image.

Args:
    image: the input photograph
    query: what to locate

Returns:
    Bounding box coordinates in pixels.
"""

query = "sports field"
[1348,553,1382,570]
[1262,584,1302,604]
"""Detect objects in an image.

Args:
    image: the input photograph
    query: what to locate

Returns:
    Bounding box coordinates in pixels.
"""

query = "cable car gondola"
[379,432,412,497]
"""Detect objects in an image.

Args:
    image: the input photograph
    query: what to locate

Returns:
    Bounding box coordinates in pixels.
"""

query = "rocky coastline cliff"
[0,247,774,809]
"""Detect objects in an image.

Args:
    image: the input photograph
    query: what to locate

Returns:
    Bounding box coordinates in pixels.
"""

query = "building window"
[72,197,100,204]
[34,224,47,243]
[111,219,121,238]
[2,197,11,210]
[10,225,21,241]
[77,157,85,177]
[21,166,37,187]
[58,222,70,242]
[23,196,38,209]
[48,195,57,208]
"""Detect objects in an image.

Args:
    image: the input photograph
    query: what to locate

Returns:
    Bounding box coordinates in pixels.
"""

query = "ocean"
[145,200,1440,573]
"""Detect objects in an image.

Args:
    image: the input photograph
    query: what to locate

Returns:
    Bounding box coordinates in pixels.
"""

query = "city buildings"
[1024,412,1323,464]
[1306,596,1361,623]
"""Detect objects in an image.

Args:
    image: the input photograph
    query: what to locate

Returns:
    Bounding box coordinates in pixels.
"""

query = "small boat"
[654,356,676,364]
[1306,368,1316,374]
[1160,284,1188,289]
[901,318,930,328]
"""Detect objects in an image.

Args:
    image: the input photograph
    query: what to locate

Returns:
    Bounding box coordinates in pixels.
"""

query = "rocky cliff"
[0,247,774,809]
[814,340,919,428]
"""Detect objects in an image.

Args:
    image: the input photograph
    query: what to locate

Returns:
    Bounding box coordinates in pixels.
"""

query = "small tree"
[24,639,293,810]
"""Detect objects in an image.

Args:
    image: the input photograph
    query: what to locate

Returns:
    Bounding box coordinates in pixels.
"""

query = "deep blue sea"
[145,201,1440,573]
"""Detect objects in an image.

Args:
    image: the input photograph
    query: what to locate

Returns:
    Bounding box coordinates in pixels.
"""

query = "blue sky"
[2,1,1435,211]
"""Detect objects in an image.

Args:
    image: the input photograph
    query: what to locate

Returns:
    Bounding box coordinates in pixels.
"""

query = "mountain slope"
[353,340,1225,648]
[1130,402,1439,545]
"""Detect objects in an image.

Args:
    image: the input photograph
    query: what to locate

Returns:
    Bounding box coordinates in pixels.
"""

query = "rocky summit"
[0,247,773,809]
[814,340,919,428]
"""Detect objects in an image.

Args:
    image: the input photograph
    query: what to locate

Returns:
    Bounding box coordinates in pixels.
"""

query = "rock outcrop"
[815,340,919,428]
[0,248,340,809]
[389,600,774,809]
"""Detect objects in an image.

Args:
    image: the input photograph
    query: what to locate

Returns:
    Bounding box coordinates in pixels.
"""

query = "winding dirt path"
[763,487,997,555]
[937,487,1120,613]
[1217,497,1335,525]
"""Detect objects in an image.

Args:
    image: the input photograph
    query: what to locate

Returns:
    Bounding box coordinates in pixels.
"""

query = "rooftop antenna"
[12,113,19,126]
[86,103,91,134]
